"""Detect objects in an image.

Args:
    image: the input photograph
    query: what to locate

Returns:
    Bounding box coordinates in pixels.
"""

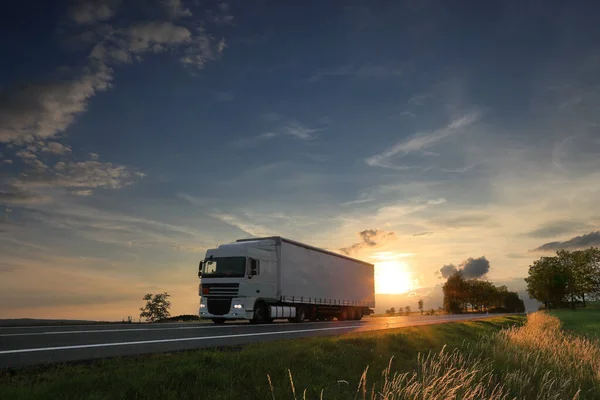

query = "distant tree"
[139,292,171,322]
[525,256,571,309]
[418,299,424,315]
[502,291,525,313]
[404,306,411,315]
[429,309,435,315]
[385,307,396,315]
[443,271,467,313]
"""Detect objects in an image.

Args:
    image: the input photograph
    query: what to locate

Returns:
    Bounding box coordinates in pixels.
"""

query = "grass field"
[2,312,598,399]
[551,302,600,339]
[0,317,522,400]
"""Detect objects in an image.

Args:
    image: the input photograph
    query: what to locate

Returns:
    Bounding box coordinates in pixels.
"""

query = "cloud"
[68,0,119,24]
[309,64,403,82]
[439,264,458,278]
[162,0,192,18]
[432,213,491,228]
[413,231,433,237]
[42,142,72,155]
[341,229,397,255]
[281,122,320,140]
[532,231,600,252]
[1,2,227,145]
[125,22,192,53]
[231,121,320,147]
[365,111,481,170]
[525,220,592,238]
[0,64,113,143]
[0,187,51,205]
[0,263,22,273]
[438,256,490,279]
[15,158,144,191]
[460,256,490,279]
[209,212,272,237]
[506,253,527,259]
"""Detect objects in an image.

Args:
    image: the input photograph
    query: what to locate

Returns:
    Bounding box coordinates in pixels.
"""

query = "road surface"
[0,314,507,368]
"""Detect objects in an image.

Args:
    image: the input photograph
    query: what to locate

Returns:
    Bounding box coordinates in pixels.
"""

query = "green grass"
[550,301,600,339]
[0,316,523,400]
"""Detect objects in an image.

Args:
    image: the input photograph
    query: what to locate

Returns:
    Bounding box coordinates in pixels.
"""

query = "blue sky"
[1,0,600,319]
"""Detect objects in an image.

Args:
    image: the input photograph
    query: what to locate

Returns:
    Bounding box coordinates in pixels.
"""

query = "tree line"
[442,272,525,314]
[525,247,600,309]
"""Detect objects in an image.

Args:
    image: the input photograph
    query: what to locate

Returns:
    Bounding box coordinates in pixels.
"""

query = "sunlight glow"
[374,260,416,294]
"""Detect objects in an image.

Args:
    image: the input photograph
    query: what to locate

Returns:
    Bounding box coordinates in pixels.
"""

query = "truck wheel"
[251,301,266,324]
[294,306,306,323]
[337,308,348,321]
[212,318,225,324]
[356,309,363,321]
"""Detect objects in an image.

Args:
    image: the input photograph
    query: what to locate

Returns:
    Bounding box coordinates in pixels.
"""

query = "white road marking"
[0,325,364,355]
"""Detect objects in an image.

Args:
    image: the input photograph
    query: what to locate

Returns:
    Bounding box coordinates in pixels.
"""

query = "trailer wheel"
[337,308,348,321]
[294,306,306,323]
[212,318,225,324]
[356,309,363,321]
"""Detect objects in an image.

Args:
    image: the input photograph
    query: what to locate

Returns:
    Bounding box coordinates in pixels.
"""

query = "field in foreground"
[0,316,522,400]
[2,312,598,399]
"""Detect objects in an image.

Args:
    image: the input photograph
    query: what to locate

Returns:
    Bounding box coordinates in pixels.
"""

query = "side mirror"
[249,259,258,276]
[198,261,204,278]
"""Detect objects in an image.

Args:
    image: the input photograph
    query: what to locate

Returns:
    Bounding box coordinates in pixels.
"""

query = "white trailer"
[198,237,375,324]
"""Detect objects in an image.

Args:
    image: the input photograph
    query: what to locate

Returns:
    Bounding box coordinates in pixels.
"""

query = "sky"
[1,0,600,320]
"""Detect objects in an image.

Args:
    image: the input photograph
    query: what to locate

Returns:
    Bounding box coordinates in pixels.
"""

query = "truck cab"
[198,239,278,323]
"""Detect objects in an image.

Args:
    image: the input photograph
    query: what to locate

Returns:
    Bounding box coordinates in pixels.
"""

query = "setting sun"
[374,260,416,294]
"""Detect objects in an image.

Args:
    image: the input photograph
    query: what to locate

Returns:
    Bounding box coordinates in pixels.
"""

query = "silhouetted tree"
[418,299,424,315]
[526,248,600,309]
[139,292,171,322]
[404,306,411,315]
[443,271,467,313]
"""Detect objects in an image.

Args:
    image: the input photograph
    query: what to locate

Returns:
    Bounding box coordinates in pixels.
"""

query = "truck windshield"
[202,257,246,277]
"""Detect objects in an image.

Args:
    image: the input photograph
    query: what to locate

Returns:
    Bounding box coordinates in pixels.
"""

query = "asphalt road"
[0,314,508,368]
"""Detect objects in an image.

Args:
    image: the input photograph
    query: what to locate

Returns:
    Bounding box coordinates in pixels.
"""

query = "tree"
[502,291,525,313]
[443,270,467,313]
[525,256,570,309]
[385,307,396,315]
[139,292,171,322]
[404,306,411,315]
[418,299,424,315]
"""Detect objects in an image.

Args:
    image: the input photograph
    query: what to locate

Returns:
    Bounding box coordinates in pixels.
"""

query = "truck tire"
[212,318,225,324]
[251,301,267,324]
[356,309,363,321]
[294,306,306,323]
[337,308,348,321]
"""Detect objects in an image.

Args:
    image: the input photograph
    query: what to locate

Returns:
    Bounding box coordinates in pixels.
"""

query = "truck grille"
[201,283,239,297]
[207,298,232,315]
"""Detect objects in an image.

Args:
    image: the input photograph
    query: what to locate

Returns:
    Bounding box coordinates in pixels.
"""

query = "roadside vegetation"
[2,310,597,399]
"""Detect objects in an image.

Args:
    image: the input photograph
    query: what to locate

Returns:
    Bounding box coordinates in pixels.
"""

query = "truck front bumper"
[199,297,254,320]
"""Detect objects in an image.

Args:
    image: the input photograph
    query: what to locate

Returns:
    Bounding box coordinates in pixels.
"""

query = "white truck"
[198,236,375,324]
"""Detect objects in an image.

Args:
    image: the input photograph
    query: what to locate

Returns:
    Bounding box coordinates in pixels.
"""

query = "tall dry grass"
[274,312,600,399]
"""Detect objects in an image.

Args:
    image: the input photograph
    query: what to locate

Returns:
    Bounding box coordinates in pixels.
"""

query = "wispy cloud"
[340,229,397,255]
[231,120,320,147]
[365,111,481,170]
[525,220,593,238]
[309,64,403,82]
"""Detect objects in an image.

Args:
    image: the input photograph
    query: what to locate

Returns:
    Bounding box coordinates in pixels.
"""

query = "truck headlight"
[233,304,243,309]
[200,303,206,308]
